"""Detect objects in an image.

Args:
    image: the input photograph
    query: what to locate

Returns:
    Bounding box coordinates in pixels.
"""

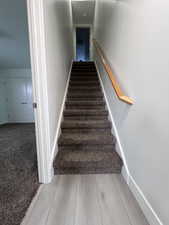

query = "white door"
[6,78,34,123]
[0,80,8,124]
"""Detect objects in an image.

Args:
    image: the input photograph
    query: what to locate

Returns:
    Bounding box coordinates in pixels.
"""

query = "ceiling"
[72,0,96,25]
[0,0,31,69]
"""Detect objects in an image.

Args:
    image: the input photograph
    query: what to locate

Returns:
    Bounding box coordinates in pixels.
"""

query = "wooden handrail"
[93,39,134,105]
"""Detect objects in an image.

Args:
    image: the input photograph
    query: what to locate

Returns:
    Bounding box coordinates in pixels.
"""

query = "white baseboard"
[95,61,163,225]
[49,61,73,177]
[129,175,163,225]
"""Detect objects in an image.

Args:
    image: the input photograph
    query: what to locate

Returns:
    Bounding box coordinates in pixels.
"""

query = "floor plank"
[113,175,149,225]
[21,174,149,225]
[45,175,78,225]
[21,177,59,225]
[75,175,102,225]
[95,174,132,225]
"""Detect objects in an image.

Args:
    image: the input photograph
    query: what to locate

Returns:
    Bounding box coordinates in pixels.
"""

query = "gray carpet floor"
[0,123,39,225]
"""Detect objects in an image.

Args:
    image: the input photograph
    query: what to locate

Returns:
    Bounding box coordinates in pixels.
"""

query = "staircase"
[53,62,123,174]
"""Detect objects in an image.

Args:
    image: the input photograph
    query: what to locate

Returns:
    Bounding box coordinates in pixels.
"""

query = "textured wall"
[94,0,169,224]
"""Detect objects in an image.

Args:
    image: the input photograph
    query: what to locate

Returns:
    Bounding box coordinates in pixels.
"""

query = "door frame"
[73,24,93,61]
[27,0,52,184]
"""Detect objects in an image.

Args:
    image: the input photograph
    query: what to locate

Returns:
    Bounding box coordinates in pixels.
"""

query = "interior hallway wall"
[94,0,169,224]
[43,0,74,151]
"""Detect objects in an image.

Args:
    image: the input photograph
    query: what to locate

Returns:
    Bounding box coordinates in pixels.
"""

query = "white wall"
[0,69,34,123]
[43,0,74,150]
[94,0,169,224]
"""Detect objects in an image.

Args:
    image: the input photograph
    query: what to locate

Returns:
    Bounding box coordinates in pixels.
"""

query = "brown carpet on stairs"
[53,61,123,174]
[0,124,39,225]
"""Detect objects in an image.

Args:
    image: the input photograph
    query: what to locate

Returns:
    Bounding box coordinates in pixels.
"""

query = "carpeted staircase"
[53,61,123,174]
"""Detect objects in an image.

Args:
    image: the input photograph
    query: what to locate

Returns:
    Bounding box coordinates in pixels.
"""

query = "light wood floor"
[21,174,149,225]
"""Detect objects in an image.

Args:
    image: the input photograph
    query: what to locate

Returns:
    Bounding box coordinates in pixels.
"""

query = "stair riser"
[68,88,102,92]
[61,124,111,129]
[72,69,96,71]
[61,119,111,126]
[63,116,108,121]
[69,84,100,88]
[63,110,108,117]
[66,102,105,106]
[58,145,115,152]
[54,168,121,175]
[61,128,111,134]
[69,82,100,85]
[70,78,99,82]
[67,93,103,98]
[59,140,115,145]
[72,67,96,71]
[66,98,103,102]
[66,105,106,110]
[71,75,98,77]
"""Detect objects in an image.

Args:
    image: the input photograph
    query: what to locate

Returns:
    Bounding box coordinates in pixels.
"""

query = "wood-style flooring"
[21,174,149,225]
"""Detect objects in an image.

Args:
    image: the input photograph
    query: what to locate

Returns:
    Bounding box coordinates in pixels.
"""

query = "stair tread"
[67,92,103,97]
[66,100,105,104]
[64,109,108,115]
[61,120,111,129]
[58,133,116,145]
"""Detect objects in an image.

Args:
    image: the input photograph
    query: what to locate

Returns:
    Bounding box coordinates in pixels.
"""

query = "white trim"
[49,61,74,175]
[95,62,130,184]
[95,61,163,225]
[129,175,164,225]
[27,0,51,183]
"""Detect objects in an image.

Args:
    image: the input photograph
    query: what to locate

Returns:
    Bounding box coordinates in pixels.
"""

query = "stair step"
[72,66,96,70]
[70,77,99,82]
[62,128,111,134]
[71,72,97,76]
[69,84,100,89]
[72,68,97,74]
[58,133,116,146]
[64,116,107,120]
[54,150,122,174]
[61,120,111,129]
[58,145,114,152]
[63,109,108,116]
[66,101,105,109]
[66,105,105,110]
[67,98,103,102]
[69,81,100,86]
[67,92,103,98]
[69,87,102,92]
[72,67,96,70]
[66,100,105,107]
